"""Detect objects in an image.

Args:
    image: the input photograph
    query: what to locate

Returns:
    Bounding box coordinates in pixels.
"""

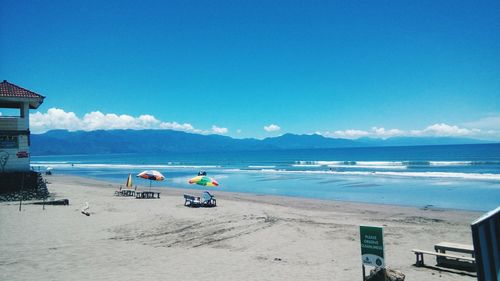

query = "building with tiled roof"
[0,80,45,172]
[0,80,45,109]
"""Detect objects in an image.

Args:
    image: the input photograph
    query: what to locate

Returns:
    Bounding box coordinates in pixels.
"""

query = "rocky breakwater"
[0,171,49,201]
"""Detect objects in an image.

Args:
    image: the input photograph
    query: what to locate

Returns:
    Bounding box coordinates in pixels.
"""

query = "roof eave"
[0,96,45,109]
[30,97,45,109]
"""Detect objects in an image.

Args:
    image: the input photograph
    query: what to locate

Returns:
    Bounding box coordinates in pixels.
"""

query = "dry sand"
[0,175,482,281]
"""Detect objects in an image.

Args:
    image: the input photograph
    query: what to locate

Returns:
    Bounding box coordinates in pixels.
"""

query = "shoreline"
[44,171,495,213]
[0,174,482,281]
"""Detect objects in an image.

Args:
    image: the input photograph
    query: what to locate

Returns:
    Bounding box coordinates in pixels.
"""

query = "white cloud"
[211,125,228,134]
[371,127,405,138]
[325,127,404,139]
[326,129,370,139]
[30,108,82,132]
[264,124,281,132]
[415,123,478,137]
[159,121,197,132]
[27,108,500,140]
[462,115,500,130]
[29,108,217,134]
[80,111,163,131]
[324,122,497,140]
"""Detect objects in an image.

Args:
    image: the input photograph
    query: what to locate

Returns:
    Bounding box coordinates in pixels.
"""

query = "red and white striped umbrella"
[136,170,165,190]
[137,170,165,181]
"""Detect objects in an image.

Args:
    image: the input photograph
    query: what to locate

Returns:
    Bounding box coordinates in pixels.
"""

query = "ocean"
[31,143,500,211]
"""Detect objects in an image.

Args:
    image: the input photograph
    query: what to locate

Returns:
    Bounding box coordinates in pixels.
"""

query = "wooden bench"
[434,242,474,256]
[184,194,201,207]
[412,249,475,268]
[135,191,160,199]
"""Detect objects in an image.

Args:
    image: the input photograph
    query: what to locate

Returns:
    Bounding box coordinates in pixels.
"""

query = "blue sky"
[1,0,499,139]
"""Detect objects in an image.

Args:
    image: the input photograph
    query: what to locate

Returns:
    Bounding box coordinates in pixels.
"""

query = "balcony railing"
[0,117,27,130]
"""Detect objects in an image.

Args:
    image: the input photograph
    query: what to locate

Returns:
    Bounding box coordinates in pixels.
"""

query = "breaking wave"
[294,160,500,168]
[248,168,500,181]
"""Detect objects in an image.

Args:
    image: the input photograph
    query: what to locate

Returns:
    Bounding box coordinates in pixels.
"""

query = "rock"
[366,267,405,281]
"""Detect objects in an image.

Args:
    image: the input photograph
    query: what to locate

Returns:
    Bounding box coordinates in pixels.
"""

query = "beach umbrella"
[188,175,219,187]
[137,170,165,190]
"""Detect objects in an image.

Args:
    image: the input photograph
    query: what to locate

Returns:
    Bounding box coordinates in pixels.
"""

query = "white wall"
[0,103,31,172]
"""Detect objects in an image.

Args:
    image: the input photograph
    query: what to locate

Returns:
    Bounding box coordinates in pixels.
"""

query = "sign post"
[360,226,385,280]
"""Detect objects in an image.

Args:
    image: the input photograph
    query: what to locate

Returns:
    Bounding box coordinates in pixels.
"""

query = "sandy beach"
[0,175,482,281]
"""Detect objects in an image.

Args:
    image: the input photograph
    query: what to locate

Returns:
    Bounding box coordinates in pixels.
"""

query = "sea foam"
[250,168,500,181]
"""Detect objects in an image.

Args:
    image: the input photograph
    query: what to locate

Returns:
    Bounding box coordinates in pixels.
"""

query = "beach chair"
[201,191,216,207]
[184,194,201,207]
[121,188,136,197]
[114,186,123,196]
[114,187,136,197]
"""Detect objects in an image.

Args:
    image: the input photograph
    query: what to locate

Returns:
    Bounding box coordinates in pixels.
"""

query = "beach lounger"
[114,189,136,197]
[135,191,160,199]
[201,191,216,207]
[184,194,201,207]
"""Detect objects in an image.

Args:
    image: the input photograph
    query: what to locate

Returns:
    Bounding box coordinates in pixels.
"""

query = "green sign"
[360,226,385,268]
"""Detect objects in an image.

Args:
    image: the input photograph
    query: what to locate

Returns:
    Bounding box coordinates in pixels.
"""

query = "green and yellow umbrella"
[188,175,219,187]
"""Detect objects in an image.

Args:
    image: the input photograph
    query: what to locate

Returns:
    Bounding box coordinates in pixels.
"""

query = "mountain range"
[29,129,493,155]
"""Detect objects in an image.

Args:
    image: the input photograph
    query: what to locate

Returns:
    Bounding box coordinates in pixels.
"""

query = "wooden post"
[19,173,24,212]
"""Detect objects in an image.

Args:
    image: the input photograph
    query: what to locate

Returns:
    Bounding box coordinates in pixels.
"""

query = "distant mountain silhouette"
[30,129,492,155]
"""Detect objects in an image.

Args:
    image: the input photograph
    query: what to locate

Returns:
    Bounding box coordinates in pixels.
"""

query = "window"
[0,135,18,148]
[0,108,22,117]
